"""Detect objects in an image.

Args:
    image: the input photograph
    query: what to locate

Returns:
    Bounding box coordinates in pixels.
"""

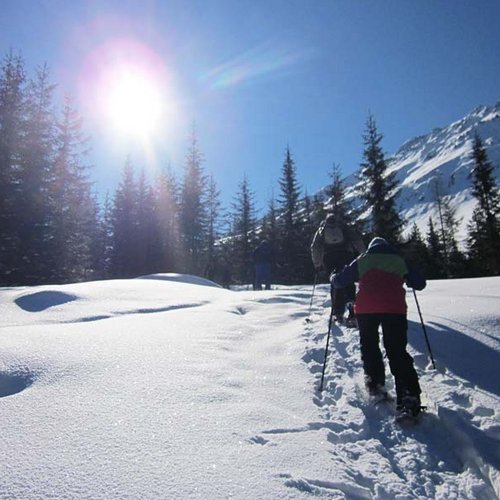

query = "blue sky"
[2,0,500,213]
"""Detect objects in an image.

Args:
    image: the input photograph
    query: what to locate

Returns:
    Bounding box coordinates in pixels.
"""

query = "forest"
[1,52,499,288]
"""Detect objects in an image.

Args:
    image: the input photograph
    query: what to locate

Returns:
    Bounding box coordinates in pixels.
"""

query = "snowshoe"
[367,385,392,405]
[395,395,423,425]
[344,316,357,328]
[334,314,344,325]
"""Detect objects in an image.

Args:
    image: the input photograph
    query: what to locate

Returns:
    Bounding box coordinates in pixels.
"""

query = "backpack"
[323,217,345,246]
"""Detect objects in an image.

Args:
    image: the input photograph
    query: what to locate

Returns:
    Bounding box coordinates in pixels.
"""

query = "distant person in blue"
[331,237,426,418]
[253,240,273,290]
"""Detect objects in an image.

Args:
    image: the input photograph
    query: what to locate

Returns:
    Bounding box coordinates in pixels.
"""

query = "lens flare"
[104,69,164,137]
[79,37,180,143]
[201,43,317,89]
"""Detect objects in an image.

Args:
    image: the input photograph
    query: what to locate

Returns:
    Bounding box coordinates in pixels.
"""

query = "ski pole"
[305,271,318,323]
[319,307,334,392]
[412,289,436,369]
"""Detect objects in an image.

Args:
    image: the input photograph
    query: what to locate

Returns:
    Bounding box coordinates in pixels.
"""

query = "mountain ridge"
[338,101,500,244]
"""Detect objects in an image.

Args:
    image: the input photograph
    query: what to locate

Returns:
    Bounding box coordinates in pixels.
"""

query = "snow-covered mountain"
[343,101,500,243]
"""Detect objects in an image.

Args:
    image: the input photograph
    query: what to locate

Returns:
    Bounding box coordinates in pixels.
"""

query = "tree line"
[1,52,499,287]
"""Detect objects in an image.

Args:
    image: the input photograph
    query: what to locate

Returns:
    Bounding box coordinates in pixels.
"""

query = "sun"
[104,70,165,138]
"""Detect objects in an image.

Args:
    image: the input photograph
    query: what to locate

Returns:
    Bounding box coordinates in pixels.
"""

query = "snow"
[1,274,499,499]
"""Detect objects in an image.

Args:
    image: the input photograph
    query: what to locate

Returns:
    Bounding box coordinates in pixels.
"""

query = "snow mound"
[15,290,78,312]
[137,273,223,288]
[0,369,34,398]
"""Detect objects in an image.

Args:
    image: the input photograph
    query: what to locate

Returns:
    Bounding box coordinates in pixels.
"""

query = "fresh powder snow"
[1,274,499,499]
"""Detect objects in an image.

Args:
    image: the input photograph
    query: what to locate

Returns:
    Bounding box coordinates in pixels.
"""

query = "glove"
[329,272,337,284]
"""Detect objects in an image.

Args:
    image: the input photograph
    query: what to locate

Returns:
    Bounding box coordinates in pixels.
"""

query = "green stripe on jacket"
[358,253,408,278]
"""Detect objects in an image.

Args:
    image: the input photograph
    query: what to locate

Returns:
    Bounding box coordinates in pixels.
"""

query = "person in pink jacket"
[331,237,426,418]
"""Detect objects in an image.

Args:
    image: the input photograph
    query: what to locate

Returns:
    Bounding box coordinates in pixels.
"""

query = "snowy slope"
[1,274,499,499]
[341,101,500,244]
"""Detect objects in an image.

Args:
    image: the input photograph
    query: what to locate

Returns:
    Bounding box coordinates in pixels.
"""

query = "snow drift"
[1,274,499,498]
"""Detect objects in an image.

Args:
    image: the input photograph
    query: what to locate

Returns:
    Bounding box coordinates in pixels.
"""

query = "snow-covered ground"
[1,274,499,499]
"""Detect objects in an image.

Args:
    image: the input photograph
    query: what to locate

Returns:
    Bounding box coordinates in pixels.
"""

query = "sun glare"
[80,39,183,147]
[105,71,164,137]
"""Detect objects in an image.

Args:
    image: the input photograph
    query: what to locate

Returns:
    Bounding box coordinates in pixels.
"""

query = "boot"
[397,393,421,418]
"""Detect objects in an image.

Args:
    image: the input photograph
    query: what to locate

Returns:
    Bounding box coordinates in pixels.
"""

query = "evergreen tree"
[136,169,162,276]
[179,129,207,274]
[50,95,95,283]
[88,191,108,281]
[231,174,256,284]
[110,159,138,278]
[467,133,500,275]
[358,114,402,243]
[442,196,466,277]
[99,192,114,279]
[326,163,364,232]
[260,193,279,252]
[16,63,57,284]
[431,176,451,276]
[156,166,180,272]
[402,224,431,277]
[277,145,303,283]
[310,193,327,230]
[205,174,222,281]
[298,192,318,283]
[425,218,446,279]
[0,51,25,285]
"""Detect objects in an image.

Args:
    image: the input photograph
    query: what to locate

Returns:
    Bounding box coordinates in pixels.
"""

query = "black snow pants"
[324,249,356,317]
[356,313,421,403]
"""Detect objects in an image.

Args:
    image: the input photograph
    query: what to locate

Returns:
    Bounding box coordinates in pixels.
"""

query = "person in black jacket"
[253,240,273,290]
[311,213,365,322]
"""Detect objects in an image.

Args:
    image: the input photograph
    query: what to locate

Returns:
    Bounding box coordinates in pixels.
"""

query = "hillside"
[341,101,500,243]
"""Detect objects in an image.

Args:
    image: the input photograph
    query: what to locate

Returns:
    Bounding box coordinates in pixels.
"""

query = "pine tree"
[426,218,446,279]
[260,193,278,252]
[179,128,207,274]
[442,197,466,277]
[467,133,500,275]
[431,176,451,276]
[88,191,108,281]
[136,170,162,276]
[326,163,364,232]
[16,63,57,284]
[402,224,431,276]
[277,145,302,283]
[358,114,402,243]
[231,174,257,284]
[156,166,180,272]
[99,192,114,279]
[205,174,222,281]
[0,51,26,285]
[298,192,318,283]
[110,159,138,278]
[51,95,95,283]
